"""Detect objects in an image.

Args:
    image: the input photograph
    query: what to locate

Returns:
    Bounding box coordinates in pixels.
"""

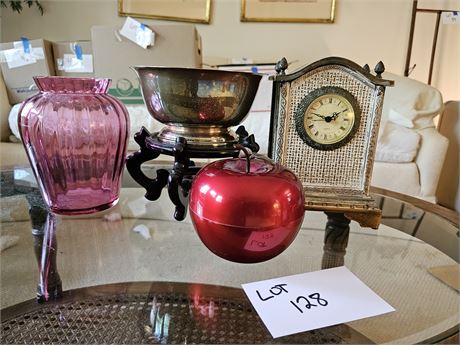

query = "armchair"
[371,72,449,202]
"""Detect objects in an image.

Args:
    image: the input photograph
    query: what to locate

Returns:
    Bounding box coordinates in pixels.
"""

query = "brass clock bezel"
[294,86,361,151]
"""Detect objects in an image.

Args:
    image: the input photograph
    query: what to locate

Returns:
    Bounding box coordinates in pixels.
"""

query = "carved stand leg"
[126,126,261,221]
[168,137,202,221]
[168,137,191,221]
[321,212,351,269]
[126,127,169,201]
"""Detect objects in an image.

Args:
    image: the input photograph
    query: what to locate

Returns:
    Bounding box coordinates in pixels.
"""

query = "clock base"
[305,196,382,229]
[343,209,381,229]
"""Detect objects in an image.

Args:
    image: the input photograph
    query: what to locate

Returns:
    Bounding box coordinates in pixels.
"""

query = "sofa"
[0,72,29,167]
[0,70,448,203]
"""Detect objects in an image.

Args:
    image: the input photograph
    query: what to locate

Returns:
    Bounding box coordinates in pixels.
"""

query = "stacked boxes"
[0,39,54,103]
[0,23,202,105]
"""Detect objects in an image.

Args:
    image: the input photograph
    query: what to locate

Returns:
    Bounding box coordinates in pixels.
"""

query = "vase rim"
[33,76,112,94]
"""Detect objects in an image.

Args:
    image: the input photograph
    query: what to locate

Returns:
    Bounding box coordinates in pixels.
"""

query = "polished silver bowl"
[132,66,262,148]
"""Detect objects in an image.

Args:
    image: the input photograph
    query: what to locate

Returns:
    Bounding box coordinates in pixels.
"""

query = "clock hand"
[330,112,340,120]
[311,112,326,120]
[331,109,348,120]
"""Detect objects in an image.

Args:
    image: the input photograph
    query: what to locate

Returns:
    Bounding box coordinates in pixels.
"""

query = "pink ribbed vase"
[18,77,130,215]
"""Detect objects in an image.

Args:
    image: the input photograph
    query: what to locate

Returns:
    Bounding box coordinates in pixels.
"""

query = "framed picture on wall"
[241,0,336,23]
[118,0,211,24]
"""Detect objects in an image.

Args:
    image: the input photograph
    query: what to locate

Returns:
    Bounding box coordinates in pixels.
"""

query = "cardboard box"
[91,24,202,104]
[0,39,55,104]
[52,41,94,77]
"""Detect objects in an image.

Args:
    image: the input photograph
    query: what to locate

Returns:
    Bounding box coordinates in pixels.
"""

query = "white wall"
[1,0,458,100]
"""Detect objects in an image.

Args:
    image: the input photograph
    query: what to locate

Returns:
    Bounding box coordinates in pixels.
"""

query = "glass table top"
[0,166,459,344]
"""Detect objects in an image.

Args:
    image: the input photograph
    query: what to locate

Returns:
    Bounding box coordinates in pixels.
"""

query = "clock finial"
[374,61,385,78]
[275,57,288,75]
[363,64,370,73]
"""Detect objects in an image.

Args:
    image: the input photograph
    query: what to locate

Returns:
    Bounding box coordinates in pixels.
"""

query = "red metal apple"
[189,151,305,263]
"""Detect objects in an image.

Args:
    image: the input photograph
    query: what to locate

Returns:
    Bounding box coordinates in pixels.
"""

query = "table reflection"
[28,205,350,304]
[30,207,61,303]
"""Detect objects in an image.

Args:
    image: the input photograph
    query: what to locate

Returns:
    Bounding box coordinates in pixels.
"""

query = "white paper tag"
[119,17,155,49]
[242,266,395,338]
[3,48,36,68]
[442,11,459,24]
[1,46,45,69]
[57,54,93,73]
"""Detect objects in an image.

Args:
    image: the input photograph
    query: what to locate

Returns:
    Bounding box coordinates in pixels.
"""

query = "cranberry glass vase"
[18,77,130,215]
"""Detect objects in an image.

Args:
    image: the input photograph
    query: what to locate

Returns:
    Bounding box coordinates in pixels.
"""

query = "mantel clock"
[269,57,394,228]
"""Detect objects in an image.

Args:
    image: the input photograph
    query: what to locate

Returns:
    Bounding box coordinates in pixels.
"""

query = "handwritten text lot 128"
[242,266,395,338]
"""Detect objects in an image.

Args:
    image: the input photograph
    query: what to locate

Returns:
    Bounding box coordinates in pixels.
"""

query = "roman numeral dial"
[294,86,361,151]
[303,93,356,146]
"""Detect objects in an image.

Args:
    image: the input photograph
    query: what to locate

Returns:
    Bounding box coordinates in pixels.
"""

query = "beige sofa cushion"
[371,161,422,199]
[375,122,420,163]
[0,142,29,168]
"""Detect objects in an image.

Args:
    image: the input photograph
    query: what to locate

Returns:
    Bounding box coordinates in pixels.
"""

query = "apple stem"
[235,144,251,174]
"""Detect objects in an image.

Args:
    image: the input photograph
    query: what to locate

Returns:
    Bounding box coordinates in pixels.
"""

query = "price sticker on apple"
[242,266,395,338]
[243,228,288,251]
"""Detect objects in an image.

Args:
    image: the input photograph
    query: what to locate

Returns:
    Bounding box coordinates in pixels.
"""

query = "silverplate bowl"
[132,66,262,147]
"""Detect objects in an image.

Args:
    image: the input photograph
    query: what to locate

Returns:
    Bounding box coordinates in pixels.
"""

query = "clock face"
[295,86,361,151]
[304,94,355,144]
